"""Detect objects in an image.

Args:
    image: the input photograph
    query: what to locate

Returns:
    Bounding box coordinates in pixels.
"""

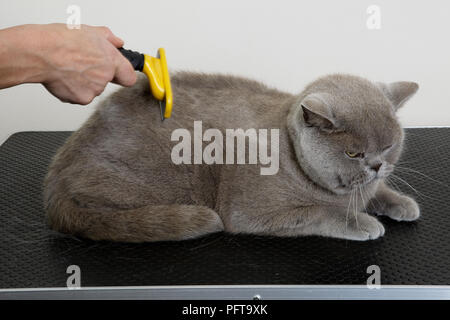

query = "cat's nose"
[371,163,382,172]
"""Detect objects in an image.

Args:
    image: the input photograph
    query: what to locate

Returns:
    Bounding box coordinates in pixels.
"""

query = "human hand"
[0,23,137,105]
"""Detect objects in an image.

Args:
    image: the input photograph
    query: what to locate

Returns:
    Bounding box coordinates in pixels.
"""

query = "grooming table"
[0,129,449,299]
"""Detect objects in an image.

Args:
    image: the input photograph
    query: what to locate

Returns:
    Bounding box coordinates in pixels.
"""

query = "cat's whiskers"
[365,183,382,212]
[345,188,354,235]
[359,184,367,212]
[390,173,442,202]
[352,185,359,230]
[389,173,423,197]
[386,176,402,194]
[394,166,449,188]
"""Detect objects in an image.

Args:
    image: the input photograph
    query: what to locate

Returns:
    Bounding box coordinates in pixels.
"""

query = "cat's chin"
[333,184,367,195]
[332,186,350,195]
[332,176,380,195]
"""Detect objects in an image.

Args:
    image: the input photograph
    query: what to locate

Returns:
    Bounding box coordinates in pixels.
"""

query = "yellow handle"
[142,48,173,119]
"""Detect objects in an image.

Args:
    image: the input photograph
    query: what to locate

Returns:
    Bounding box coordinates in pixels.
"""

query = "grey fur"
[43,72,419,242]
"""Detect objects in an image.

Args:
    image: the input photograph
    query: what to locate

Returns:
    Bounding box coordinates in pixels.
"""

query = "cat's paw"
[381,196,420,222]
[343,213,385,241]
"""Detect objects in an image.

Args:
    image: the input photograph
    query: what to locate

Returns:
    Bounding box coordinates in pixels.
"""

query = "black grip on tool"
[118,47,145,72]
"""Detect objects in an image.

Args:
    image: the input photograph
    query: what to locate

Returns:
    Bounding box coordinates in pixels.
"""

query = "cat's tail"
[44,196,224,242]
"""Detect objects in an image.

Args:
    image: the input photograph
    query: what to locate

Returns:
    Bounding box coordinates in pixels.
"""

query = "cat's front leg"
[301,207,386,241]
[368,181,420,221]
[229,206,385,241]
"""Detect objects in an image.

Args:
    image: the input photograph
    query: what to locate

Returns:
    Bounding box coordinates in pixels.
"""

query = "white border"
[0,285,449,300]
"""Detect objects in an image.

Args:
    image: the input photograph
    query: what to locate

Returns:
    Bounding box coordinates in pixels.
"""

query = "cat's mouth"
[335,173,377,192]
[334,163,396,192]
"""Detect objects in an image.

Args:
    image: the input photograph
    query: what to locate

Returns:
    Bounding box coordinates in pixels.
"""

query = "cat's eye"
[345,151,364,158]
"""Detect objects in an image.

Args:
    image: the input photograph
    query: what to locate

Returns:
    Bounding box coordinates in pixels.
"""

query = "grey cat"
[43,72,420,242]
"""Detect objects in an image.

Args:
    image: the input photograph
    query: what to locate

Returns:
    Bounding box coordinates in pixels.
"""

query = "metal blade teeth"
[159,101,165,122]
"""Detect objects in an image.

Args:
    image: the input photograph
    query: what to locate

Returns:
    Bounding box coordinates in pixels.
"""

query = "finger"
[97,26,124,48]
[112,50,137,87]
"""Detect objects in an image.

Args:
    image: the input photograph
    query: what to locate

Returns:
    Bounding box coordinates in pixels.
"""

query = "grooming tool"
[119,47,173,121]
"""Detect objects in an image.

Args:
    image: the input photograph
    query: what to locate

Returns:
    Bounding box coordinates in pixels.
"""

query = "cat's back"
[172,71,279,95]
[106,71,293,130]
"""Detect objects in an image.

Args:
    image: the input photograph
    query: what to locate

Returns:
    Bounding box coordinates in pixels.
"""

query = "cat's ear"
[300,93,337,132]
[378,81,419,111]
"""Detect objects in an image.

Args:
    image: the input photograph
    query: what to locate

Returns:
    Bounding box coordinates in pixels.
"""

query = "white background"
[1,0,449,144]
